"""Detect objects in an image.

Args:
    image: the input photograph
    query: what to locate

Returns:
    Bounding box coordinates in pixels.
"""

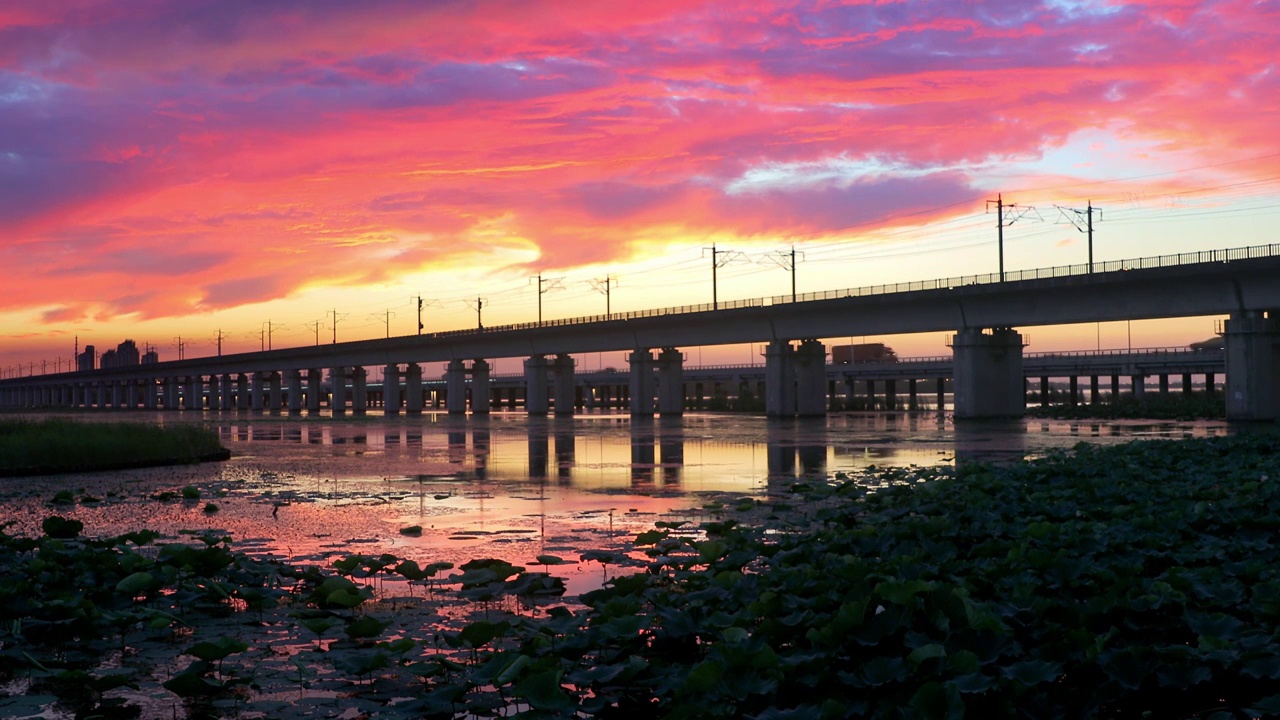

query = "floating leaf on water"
[41,515,82,539]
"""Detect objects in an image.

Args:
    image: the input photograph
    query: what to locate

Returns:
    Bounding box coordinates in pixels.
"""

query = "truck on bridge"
[832,343,898,364]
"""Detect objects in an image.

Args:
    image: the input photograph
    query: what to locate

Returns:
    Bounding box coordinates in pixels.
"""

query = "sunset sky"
[3,0,1278,374]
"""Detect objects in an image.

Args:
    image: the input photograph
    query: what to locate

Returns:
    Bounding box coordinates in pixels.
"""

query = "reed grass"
[0,418,228,475]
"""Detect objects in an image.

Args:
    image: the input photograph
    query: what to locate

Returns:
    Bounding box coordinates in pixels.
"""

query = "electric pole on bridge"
[986,194,1039,282]
[1057,201,1102,273]
[413,296,442,335]
[466,297,486,330]
[529,274,564,323]
[370,310,395,338]
[762,245,805,302]
[305,320,324,346]
[590,275,618,318]
[328,309,347,344]
[704,243,747,309]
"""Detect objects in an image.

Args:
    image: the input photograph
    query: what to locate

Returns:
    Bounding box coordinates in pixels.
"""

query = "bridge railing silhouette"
[426,242,1280,340]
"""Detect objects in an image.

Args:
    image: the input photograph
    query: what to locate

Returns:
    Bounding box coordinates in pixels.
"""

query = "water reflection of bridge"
[216,416,1228,491]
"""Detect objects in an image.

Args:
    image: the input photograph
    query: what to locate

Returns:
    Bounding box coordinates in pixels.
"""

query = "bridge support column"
[936,378,945,411]
[795,340,827,417]
[189,376,204,411]
[1224,311,1280,420]
[405,364,423,414]
[165,378,180,410]
[110,382,123,409]
[1206,372,1216,395]
[1069,376,1079,406]
[231,374,247,410]
[1158,374,1169,395]
[205,377,219,411]
[330,368,347,414]
[306,370,322,413]
[884,379,898,411]
[351,367,368,415]
[1131,375,1145,399]
[263,372,279,411]
[251,373,266,412]
[287,369,304,414]
[219,375,233,410]
[951,327,1025,419]
[1182,373,1193,395]
[908,379,919,410]
[656,348,684,417]
[446,360,468,414]
[1110,374,1120,402]
[764,341,795,417]
[552,354,575,415]
[383,364,401,416]
[1090,376,1099,404]
[523,356,549,415]
[865,379,876,410]
[629,349,656,416]
[1039,377,1049,407]
[143,380,156,410]
[471,359,491,415]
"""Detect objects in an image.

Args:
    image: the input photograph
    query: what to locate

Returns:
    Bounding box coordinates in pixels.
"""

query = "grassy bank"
[5,434,1280,717]
[0,418,229,475]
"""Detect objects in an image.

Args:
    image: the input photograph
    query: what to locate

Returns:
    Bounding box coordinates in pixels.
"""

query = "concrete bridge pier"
[206,375,221,410]
[330,368,347,414]
[765,340,796,417]
[186,376,203,411]
[234,373,249,411]
[218,375,233,411]
[629,349,656,416]
[251,373,266,412]
[656,348,684,416]
[446,360,468,414]
[795,339,827,417]
[1131,375,1145,399]
[351,367,368,415]
[405,364,423,414]
[552,354,575,416]
[303,370,321,413]
[524,355,549,415]
[1090,376,1100,403]
[383,364,401,416]
[952,327,1025,419]
[471,359,492,415]
[287,370,304,414]
[165,377,180,410]
[110,381,123,409]
[267,372,282,411]
[1224,310,1280,420]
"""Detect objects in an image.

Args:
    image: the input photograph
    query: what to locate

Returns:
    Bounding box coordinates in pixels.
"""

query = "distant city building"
[116,340,140,366]
[99,349,118,368]
[142,348,159,364]
[77,345,95,372]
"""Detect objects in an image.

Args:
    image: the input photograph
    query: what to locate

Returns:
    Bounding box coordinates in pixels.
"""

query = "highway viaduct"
[3,243,1278,420]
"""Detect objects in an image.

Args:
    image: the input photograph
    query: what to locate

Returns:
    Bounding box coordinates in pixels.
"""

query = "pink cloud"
[0,0,1276,339]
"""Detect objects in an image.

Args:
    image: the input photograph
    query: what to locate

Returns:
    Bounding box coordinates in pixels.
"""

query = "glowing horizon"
[3,1,1278,372]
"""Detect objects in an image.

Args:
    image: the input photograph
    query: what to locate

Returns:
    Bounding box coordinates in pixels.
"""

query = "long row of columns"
[4,312,1278,419]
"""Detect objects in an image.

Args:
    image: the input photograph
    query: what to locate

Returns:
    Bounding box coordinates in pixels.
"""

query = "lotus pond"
[2,411,1273,718]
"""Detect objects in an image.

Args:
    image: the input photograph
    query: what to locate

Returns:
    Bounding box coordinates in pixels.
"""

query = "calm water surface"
[1,411,1229,593]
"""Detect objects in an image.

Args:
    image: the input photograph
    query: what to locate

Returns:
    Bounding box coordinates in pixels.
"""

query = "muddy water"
[0,411,1229,595]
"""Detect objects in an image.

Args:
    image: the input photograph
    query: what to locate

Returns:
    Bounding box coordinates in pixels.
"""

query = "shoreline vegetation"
[4,434,1280,717]
[0,418,229,477]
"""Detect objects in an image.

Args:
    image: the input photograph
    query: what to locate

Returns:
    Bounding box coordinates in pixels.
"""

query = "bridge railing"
[428,242,1280,339]
[5,243,1275,379]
